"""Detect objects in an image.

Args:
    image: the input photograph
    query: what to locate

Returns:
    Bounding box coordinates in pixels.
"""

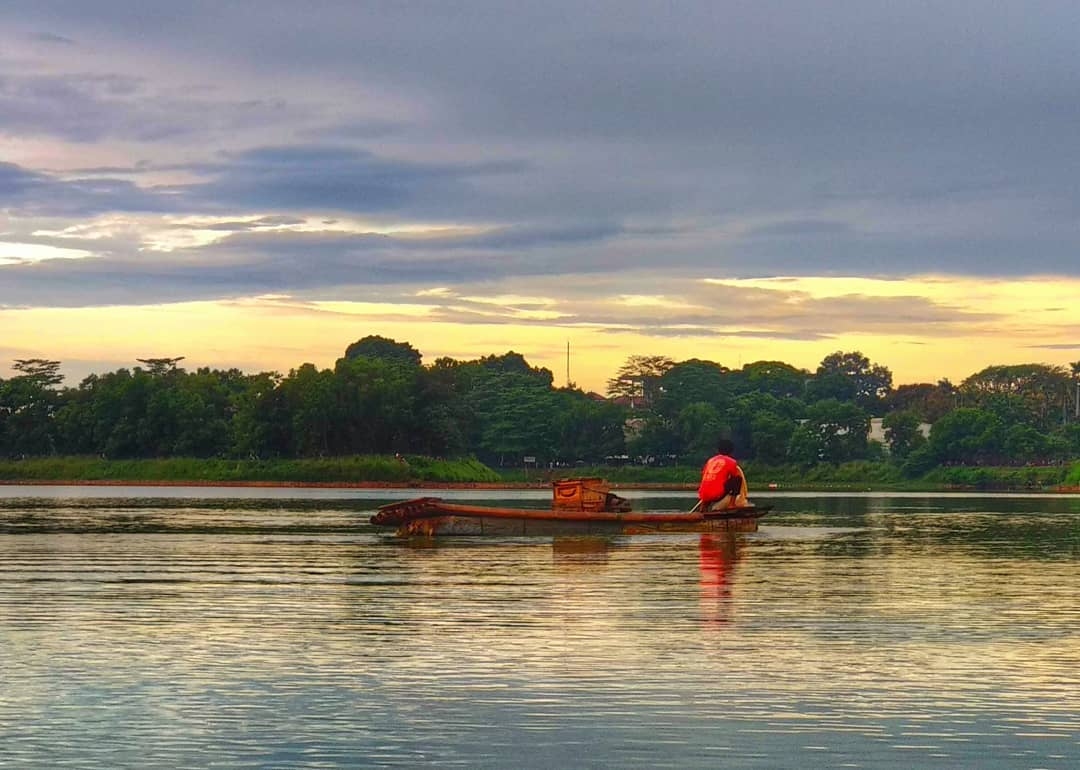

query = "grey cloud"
[598,327,834,342]
[746,220,855,238]
[208,221,619,257]
[0,68,299,144]
[0,234,630,307]
[208,229,395,255]
[0,227,490,307]
[0,162,42,196]
[0,72,168,143]
[408,223,623,251]
[181,145,528,215]
[305,119,412,141]
[394,277,1000,344]
[184,215,308,232]
[730,233,1080,278]
[2,0,1080,295]
[0,253,298,308]
[31,32,76,45]
[0,161,170,216]
[0,142,530,221]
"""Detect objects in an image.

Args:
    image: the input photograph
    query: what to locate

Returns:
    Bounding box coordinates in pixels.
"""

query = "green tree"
[882,410,926,460]
[73,368,146,457]
[1070,361,1080,420]
[626,415,680,465]
[549,390,626,464]
[960,364,1070,432]
[787,398,870,465]
[675,401,727,463]
[749,411,797,465]
[467,368,557,465]
[334,355,421,454]
[13,359,64,387]
[159,367,238,457]
[61,362,249,458]
[926,408,1004,465]
[231,372,290,458]
[1002,424,1047,463]
[477,351,553,383]
[883,380,956,422]
[787,423,823,468]
[412,357,481,457]
[1060,423,1080,455]
[737,360,809,400]
[422,352,556,462]
[723,391,801,462]
[344,336,422,367]
[0,360,66,456]
[135,357,185,376]
[280,364,340,457]
[807,351,892,412]
[654,359,731,418]
[606,355,674,410]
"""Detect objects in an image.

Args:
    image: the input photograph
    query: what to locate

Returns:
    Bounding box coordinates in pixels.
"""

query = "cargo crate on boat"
[552,477,611,511]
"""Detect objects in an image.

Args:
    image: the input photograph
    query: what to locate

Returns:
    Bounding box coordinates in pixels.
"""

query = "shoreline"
[0,479,542,489]
[0,479,697,491]
[1,479,1077,493]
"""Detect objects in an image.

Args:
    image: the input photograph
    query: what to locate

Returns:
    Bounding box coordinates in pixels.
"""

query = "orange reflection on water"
[698,533,743,628]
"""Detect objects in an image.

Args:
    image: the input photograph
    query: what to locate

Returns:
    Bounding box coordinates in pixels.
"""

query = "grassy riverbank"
[0,455,1077,491]
[0,455,501,486]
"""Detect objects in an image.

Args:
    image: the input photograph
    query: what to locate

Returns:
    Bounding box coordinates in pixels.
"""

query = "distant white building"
[869,417,931,449]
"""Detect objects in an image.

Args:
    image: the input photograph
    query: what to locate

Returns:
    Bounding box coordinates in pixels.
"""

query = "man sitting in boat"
[698,439,750,512]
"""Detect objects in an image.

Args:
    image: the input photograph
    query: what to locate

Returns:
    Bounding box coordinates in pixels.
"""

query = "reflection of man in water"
[697,439,749,511]
[699,533,742,627]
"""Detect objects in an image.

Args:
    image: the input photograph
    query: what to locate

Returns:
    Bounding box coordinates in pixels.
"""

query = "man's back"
[698,452,738,502]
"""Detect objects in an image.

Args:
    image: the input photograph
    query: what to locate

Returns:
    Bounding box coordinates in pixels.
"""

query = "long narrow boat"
[370,478,771,537]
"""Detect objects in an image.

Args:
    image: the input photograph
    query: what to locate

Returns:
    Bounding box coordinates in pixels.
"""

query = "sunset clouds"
[3,1,1080,387]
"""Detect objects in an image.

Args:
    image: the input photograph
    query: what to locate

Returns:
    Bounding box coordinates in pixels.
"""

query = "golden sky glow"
[4,274,1079,392]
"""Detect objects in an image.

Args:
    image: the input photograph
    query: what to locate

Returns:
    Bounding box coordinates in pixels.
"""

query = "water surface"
[1,488,1077,768]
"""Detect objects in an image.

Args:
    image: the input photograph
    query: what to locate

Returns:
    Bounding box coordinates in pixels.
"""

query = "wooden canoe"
[370,497,771,537]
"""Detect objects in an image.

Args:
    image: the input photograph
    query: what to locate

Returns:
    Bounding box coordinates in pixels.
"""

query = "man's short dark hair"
[716,438,735,456]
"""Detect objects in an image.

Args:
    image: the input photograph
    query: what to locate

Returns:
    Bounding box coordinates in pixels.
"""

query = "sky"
[2,1,1080,392]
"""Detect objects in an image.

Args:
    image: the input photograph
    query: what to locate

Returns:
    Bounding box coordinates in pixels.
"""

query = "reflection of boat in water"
[370,478,771,537]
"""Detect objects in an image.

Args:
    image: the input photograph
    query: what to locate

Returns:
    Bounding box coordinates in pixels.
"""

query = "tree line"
[1,337,1079,476]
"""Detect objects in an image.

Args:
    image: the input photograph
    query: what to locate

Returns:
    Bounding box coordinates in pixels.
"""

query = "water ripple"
[1,493,1078,768]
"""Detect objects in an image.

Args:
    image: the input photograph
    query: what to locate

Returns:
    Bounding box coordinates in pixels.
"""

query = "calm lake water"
[1,487,1078,769]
